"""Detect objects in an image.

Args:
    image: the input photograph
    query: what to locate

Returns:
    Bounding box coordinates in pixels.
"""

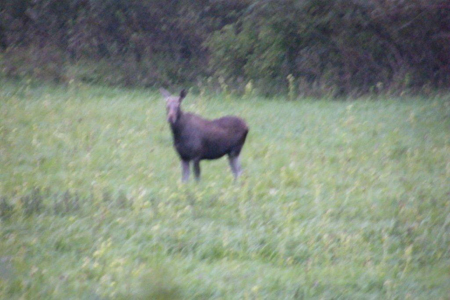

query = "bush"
[1,0,449,95]
[206,0,450,96]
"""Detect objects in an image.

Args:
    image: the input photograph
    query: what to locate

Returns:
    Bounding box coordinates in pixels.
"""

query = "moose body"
[161,88,248,182]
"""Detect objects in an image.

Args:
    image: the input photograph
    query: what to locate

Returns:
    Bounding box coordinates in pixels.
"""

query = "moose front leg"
[228,155,242,180]
[181,160,190,182]
[193,159,201,181]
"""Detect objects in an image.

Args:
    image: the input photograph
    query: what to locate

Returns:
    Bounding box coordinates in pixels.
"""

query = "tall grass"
[1,80,449,299]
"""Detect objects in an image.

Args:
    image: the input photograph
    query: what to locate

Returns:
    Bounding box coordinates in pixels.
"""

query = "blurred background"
[0,0,449,96]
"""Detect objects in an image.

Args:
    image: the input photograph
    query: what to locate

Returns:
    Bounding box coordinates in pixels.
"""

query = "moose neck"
[169,110,184,138]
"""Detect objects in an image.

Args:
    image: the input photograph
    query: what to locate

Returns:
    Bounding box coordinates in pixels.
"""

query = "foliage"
[0,0,250,87]
[1,80,449,298]
[0,0,449,95]
[206,0,450,96]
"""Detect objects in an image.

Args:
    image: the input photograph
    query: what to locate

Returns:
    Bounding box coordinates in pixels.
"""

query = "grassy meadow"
[0,81,449,299]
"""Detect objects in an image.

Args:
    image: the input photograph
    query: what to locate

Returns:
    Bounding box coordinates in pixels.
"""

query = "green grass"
[1,80,449,299]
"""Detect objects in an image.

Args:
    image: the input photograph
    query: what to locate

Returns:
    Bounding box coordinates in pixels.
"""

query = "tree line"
[1,0,449,96]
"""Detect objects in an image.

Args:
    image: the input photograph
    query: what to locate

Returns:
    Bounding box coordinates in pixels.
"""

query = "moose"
[160,88,249,182]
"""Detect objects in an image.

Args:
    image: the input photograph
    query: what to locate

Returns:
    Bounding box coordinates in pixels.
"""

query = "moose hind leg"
[193,159,201,181]
[228,155,242,179]
[181,160,190,182]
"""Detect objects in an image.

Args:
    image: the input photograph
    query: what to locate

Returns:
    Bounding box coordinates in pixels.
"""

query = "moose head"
[160,88,187,124]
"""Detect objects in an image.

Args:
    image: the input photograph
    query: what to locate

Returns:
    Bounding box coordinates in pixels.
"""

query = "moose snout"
[167,112,177,123]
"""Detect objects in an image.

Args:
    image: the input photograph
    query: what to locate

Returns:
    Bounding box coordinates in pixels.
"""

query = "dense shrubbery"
[1,0,449,96]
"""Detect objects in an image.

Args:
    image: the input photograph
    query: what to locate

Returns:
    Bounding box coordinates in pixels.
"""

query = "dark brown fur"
[161,88,248,182]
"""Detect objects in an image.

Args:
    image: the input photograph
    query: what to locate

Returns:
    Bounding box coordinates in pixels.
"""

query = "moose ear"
[159,88,172,99]
[179,89,187,101]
